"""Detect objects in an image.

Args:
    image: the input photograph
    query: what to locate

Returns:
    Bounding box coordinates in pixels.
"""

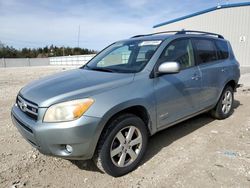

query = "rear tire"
[93,114,148,177]
[211,86,234,119]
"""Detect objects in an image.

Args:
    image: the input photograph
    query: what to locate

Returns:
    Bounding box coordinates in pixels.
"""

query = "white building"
[153,2,250,67]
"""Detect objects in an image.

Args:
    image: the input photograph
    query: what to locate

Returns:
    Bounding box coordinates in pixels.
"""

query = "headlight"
[43,98,94,122]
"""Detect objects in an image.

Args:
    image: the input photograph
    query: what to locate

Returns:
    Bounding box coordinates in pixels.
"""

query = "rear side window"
[193,39,217,64]
[215,40,229,60]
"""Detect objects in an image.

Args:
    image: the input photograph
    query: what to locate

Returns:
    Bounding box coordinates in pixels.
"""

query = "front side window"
[157,39,195,70]
[193,39,217,64]
[84,40,161,73]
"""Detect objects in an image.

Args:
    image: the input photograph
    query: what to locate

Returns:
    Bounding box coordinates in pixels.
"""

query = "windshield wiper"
[82,64,91,69]
[82,64,114,72]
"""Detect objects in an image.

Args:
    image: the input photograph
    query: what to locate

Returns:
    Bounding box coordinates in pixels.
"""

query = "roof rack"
[176,30,224,39]
[131,31,180,38]
[131,30,224,39]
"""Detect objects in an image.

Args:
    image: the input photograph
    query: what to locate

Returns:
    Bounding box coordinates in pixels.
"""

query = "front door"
[153,38,202,129]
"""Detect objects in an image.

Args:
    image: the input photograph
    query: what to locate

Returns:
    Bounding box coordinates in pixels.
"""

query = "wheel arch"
[103,105,151,133]
[92,102,154,158]
[211,79,235,120]
[215,79,237,106]
[225,80,237,91]
[100,104,152,136]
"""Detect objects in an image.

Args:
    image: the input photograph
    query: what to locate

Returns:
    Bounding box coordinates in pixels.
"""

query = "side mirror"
[157,62,180,75]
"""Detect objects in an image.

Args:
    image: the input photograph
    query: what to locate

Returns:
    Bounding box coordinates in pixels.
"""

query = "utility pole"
[77,25,80,48]
[62,46,65,56]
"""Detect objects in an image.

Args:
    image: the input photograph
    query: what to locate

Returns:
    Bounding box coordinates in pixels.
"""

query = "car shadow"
[70,159,102,173]
[143,99,241,163]
[71,100,241,173]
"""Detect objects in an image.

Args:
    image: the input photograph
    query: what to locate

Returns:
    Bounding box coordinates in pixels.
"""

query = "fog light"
[65,145,73,153]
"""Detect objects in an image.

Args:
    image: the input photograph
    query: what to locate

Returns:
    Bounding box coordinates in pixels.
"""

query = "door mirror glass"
[158,62,180,74]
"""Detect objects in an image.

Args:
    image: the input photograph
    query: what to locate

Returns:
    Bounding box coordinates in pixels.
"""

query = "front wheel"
[93,114,148,177]
[211,86,234,119]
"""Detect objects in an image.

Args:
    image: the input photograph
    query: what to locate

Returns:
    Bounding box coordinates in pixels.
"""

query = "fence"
[0,54,96,68]
[49,54,95,66]
[0,58,49,67]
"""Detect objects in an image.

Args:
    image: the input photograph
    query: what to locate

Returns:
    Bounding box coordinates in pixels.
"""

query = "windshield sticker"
[139,40,162,46]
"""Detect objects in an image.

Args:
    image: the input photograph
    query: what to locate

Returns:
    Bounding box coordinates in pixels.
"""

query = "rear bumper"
[11,104,102,160]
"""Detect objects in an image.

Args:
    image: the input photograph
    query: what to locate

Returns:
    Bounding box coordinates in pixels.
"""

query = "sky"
[0,0,249,50]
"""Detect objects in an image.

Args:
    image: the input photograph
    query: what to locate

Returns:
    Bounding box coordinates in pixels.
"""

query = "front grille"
[13,115,33,133]
[16,95,38,120]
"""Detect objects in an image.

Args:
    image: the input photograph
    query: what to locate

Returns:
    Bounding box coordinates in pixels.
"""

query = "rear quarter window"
[215,40,229,60]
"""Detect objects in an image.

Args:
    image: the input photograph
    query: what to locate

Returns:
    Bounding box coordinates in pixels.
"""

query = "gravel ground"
[0,66,250,188]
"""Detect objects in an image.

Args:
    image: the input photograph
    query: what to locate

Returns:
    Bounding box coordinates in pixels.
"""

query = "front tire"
[211,86,234,119]
[93,114,148,177]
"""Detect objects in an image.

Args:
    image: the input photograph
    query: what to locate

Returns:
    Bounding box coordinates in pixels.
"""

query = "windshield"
[83,40,162,73]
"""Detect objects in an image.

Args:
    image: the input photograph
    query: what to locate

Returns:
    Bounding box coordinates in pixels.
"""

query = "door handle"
[221,68,226,72]
[192,75,200,80]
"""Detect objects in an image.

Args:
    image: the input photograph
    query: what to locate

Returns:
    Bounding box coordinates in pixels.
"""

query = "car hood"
[20,68,134,107]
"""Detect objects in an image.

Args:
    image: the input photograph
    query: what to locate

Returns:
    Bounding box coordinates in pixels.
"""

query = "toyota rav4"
[11,30,240,177]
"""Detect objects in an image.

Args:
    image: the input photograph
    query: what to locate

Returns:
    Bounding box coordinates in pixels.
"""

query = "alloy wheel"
[221,90,233,114]
[110,126,142,167]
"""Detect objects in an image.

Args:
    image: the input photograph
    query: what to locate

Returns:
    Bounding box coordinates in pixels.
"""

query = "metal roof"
[153,2,250,28]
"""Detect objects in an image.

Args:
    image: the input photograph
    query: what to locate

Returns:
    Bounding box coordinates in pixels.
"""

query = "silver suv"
[11,30,240,176]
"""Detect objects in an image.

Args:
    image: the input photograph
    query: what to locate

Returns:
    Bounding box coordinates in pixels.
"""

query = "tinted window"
[193,39,217,64]
[215,40,229,60]
[157,39,195,69]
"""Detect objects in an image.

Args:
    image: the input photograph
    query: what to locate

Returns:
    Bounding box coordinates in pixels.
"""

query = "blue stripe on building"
[153,2,250,28]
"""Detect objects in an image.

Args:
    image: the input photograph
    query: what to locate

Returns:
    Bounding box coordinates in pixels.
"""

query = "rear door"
[153,38,202,129]
[192,38,228,109]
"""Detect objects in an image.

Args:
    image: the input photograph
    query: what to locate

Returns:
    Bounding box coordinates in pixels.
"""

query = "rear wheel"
[211,86,234,119]
[93,114,148,177]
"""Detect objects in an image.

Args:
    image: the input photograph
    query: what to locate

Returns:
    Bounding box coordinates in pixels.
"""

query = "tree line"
[0,43,97,58]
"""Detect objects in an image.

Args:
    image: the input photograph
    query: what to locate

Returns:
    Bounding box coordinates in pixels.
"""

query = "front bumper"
[11,104,102,160]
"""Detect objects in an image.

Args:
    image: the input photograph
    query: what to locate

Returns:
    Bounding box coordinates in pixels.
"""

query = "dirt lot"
[0,66,250,188]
